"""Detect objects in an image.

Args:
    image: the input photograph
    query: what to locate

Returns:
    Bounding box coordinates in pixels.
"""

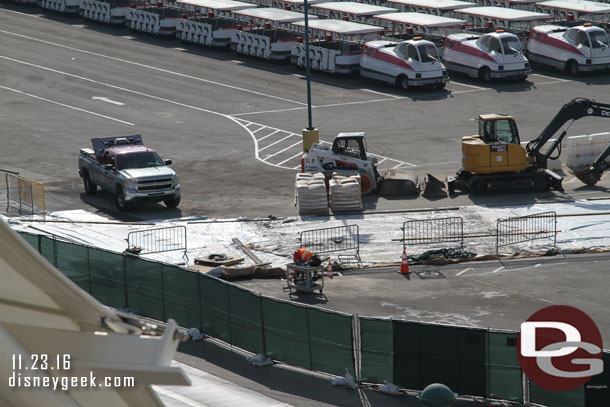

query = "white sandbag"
[247,354,273,367]
[330,368,357,390]
[378,381,401,395]
[187,328,204,341]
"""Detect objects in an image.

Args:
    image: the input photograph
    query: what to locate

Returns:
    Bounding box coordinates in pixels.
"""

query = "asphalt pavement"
[2,2,610,222]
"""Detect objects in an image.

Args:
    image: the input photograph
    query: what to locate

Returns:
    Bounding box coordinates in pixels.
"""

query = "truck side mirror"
[164,159,173,165]
[104,164,115,171]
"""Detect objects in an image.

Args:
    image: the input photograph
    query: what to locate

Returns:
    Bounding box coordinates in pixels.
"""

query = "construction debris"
[194,254,244,267]
[232,238,265,264]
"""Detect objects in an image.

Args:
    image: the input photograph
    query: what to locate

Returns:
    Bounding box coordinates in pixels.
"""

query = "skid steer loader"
[302,132,418,195]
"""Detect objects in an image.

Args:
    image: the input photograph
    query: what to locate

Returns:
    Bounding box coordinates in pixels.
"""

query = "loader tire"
[360,171,374,195]
[83,171,97,196]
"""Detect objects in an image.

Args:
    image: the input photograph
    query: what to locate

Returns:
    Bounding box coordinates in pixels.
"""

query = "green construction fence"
[19,232,609,407]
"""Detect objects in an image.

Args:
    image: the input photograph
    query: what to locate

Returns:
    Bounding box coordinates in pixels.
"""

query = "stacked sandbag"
[295,173,328,215]
[329,174,362,212]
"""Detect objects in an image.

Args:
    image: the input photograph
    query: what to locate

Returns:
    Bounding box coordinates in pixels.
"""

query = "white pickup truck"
[78,135,181,211]
[442,30,531,81]
[360,37,449,90]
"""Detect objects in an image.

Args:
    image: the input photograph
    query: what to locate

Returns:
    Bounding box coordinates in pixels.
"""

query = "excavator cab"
[479,115,520,145]
[461,114,528,174]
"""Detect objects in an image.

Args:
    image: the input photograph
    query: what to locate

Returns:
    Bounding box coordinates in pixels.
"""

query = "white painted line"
[534,263,542,268]
[0,85,134,126]
[456,268,473,277]
[263,141,302,161]
[376,158,388,164]
[293,164,302,170]
[491,266,505,273]
[535,80,571,85]
[314,97,398,109]
[258,133,298,152]
[368,153,416,167]
[0,9,44,19]
[361,88,401,98]
[257,129,280,141]
[0,29,308,107]
[230,106,307,116]
[276,151,304,166]
[531,73,569,82]
[155,387,210,407]
[251,126,267,134]
[92,96,125,106]
[410,160,461,168]
[450,81,486,90]
[392,163,405,169]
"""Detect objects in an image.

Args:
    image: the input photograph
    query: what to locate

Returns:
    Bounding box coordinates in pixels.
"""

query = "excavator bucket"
[571,166,602,186]
[421,174,447,198]
[378,170,419,196]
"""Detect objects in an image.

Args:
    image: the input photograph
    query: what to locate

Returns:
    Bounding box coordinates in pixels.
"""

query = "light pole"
[301,0,319,153]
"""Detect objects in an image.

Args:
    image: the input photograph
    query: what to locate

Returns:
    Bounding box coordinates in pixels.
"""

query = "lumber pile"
[295,172,329,215]
[329,174,362,212]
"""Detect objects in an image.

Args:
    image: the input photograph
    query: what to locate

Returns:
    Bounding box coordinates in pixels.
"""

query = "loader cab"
[478,114,520,145]
[331,132,368,160]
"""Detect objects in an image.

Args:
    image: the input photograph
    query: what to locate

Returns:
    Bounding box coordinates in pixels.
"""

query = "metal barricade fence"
[496,211,557,255]
[299,224,361,265]
[5,173,46,215]
[127,226,188,261]
[402,217,464,250]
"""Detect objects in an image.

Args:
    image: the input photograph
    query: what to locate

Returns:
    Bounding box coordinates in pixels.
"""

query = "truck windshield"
[117,152,164,169]
[500,37,522,55]
[417,44,439,62]
[589,30,609,49]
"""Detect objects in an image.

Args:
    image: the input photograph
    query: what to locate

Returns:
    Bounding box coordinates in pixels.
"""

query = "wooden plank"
[194,256,244,267]
[232,238,265,264]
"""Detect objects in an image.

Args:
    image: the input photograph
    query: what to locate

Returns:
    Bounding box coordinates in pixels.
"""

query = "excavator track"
[460,170,563,195]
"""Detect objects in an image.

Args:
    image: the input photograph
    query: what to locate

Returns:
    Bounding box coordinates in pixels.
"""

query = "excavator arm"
[525,98,610,173]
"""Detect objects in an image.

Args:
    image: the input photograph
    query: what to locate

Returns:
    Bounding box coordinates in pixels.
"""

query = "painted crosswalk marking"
[232,117,415,171]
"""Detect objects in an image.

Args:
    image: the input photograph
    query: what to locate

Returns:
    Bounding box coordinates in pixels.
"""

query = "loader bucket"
[421,174,447,198]
[378,170,418,196]
[571,166,602,186]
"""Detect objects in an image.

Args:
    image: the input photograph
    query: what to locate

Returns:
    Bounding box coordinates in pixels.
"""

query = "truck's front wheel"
[164,196,180,208]
[83,172,97,196]
[115,186,130,212]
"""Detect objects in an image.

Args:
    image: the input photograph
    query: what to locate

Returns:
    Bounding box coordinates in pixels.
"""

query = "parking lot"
[2,2,610,221]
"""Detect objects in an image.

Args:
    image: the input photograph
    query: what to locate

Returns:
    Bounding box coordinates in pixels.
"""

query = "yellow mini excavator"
[453,98,610,194]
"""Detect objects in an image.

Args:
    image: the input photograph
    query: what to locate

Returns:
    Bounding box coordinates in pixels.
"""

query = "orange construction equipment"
[399,249,410,275]
[326,261,334,279]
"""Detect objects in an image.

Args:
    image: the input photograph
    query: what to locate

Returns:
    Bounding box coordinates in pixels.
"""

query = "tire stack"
[295,173,329,215]
[329,174,362,212]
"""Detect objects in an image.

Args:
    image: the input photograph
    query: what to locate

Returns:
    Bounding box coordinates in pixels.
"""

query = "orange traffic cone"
[326,261,334,279]
[399,249,410,275]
